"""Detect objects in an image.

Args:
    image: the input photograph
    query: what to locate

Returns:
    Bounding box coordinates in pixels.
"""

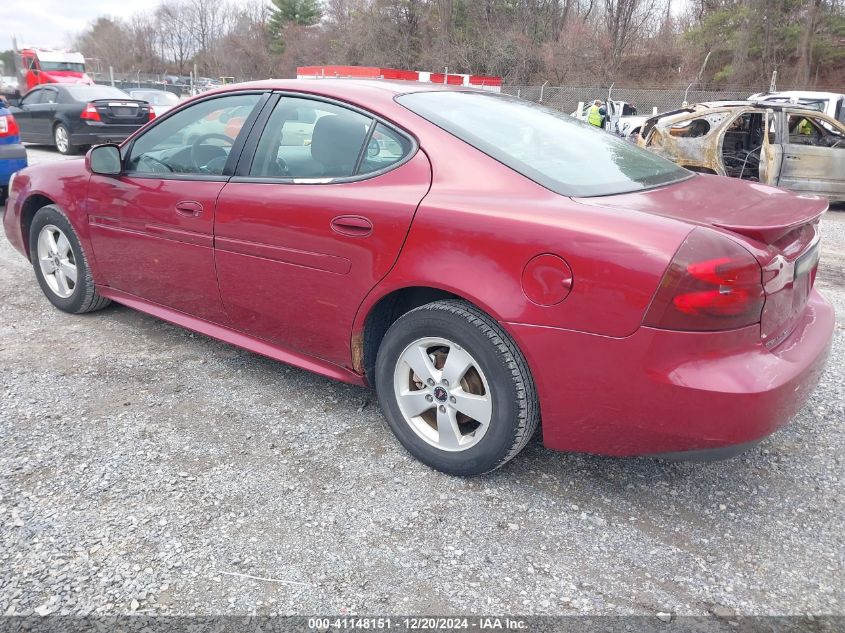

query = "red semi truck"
[4,45,93,99]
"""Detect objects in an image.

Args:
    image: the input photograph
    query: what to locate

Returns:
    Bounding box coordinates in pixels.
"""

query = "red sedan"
[3,80,834,475]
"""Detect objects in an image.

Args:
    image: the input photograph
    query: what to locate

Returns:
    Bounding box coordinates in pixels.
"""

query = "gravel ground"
[1,146,843,618]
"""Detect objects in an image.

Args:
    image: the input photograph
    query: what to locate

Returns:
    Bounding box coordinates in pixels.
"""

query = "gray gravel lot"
[1,146,843,618]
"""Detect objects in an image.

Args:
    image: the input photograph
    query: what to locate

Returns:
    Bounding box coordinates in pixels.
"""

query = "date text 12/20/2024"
[308,617,528,630]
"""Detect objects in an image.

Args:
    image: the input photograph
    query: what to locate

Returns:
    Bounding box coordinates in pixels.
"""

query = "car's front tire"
[53,123,78,155]
[29,204,110,314]
[375,299,539,476]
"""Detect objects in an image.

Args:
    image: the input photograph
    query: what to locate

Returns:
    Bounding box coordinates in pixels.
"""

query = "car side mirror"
[367,139,380,158]
[87,144,122,176]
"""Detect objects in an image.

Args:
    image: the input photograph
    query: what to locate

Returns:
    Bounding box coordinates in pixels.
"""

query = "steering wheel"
[190,133,235,172]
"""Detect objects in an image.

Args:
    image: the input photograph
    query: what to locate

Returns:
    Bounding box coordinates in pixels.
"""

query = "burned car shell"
[639,101,845,202]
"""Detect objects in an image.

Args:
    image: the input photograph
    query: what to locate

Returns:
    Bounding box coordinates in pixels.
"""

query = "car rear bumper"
[507,288,834,457]
[0,142,27,186]
[70,123,143,146]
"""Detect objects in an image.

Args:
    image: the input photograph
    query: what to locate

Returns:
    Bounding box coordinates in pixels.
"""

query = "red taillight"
[0,114,19,137]
[644,229,765,331]
[148,109,156,121]
[81,103,101,121]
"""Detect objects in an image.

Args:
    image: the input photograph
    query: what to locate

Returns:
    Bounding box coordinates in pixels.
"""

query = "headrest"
[311,115,368,175]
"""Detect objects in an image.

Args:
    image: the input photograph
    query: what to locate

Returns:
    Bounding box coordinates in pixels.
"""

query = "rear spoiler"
[713,198,829,244]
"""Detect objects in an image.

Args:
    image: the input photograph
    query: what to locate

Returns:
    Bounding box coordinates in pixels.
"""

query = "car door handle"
[331,215,373,237]
[175,201,203,217]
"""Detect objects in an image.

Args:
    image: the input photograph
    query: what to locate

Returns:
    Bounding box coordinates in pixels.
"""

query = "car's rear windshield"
[397,91,691,197]
[130,90,179,105]
[63,85,130,101]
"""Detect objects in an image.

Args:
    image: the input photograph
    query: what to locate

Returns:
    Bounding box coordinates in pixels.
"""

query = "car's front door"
[12,88,44,141]
[759,109,784,185]
[777,112,845,200]
[86,92,266,322]
[213,94,432,367]
[32,86,58,139]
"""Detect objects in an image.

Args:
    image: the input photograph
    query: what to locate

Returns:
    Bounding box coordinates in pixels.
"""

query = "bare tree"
[155,1,197,74]
[73,0,845,88]
[601,0,660,76]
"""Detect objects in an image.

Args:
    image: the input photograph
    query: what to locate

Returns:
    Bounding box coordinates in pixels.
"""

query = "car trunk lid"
[90,99,151,125]
[574,173,827,243]
[574,173,827,346]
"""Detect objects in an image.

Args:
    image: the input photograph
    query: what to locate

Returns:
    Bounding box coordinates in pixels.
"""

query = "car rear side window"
[358,123,413,176]
[249,97,376,180]
[398,91,690,197]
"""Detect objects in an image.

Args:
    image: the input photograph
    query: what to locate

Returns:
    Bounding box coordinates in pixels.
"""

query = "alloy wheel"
[392,337,493,452]
[36,224,77,298]
[54,126,69,154]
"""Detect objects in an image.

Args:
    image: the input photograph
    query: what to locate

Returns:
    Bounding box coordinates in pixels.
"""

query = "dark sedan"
[11,84,154,155]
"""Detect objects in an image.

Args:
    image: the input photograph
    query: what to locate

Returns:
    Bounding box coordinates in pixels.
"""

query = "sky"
[0,0,150,52]
[1,0,693,55]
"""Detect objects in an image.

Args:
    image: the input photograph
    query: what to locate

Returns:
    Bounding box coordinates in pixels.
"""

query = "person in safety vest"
[587,100,606,128]
[798,117,814,136]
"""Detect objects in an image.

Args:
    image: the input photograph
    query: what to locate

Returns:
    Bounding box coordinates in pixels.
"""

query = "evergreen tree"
[268,0,321,53]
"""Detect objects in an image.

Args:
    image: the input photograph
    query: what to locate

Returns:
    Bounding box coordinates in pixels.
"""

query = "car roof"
[204,78,459,100]
[650,100,845,130]
[754,90,844,100]
[184,79,481,116]
[236,78,455,91]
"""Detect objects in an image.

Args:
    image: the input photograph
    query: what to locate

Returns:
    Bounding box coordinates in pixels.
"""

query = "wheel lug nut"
[449,396,456,404]
[438,405,446,413]
[425,394,433,402]
[441,379,449,386]
[426,378,435,386]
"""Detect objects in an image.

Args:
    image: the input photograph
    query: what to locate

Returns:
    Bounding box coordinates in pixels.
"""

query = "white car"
[1,75,19,90]
[127,89,181,117]
[749,91,845,125]
[571,100,648,139]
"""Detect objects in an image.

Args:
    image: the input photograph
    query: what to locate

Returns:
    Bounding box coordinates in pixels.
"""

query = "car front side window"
[21,90,42,106]
[126,93,261,177]
[787,113,845,147]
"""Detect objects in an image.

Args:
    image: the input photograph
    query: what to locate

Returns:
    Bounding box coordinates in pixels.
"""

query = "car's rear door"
[86,91,267,323]
[213,93,432,368]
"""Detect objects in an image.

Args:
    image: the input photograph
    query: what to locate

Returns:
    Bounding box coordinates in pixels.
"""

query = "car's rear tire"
[53,123,78,155]
[375,299,539,476]
[29,204,110,314]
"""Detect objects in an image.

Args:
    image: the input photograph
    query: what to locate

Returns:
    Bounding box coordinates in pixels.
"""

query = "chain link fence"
[502,84,769,116]
[88,71,229,97]
[84,74,776,114]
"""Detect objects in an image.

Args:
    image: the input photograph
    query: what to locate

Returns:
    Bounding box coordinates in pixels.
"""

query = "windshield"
[130,90,179,106]
[397,91,690,197]
[39,61,85,73]
[64,85,130,101]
